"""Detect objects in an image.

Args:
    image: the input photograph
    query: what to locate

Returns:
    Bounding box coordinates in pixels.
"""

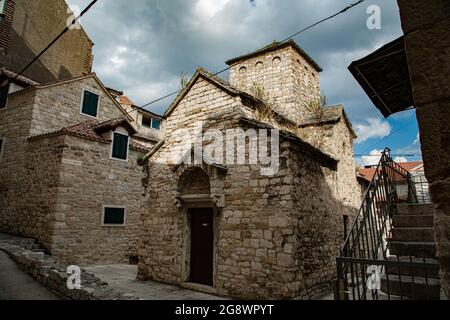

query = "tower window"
[239,66,247,74]
[256,61,263,68]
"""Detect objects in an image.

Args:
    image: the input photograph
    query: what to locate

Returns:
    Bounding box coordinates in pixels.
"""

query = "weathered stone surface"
[0,76,146,264]
[398,0,450,299]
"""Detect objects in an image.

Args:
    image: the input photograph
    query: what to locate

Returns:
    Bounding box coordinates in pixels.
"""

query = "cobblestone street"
[83,265,227,300]
[0,251,61,300]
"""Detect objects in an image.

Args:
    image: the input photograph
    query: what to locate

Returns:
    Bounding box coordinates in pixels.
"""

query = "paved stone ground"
[83,264,227,300]
[0,250,61,300]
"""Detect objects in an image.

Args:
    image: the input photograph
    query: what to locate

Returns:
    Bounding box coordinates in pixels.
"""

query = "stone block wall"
[229,45,320,122]
[397,0,450,298]
[30,76,126,136]
[48,135,145,265]
[0,0,94,83]
[0,89,37,236]
[138,74,348,299]
[0,76,145,265]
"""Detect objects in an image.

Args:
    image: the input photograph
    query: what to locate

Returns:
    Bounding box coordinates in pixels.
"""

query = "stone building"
[0,72,149,264]
[0,0,94,83]
[138,41,360,299]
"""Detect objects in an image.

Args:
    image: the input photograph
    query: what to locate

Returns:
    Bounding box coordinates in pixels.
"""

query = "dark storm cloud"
[67,0,403,137]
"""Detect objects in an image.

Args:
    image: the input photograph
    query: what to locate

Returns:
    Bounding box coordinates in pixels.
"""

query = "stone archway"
[174,165,226,290]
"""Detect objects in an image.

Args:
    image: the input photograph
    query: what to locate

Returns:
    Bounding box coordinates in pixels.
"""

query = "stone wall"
[298,117,360,212]
[0,0,94,83]
[29,76,126,136]
[397,0,450,298]
[0,76,145,265]
[229,44,320,122]
[48,135,145,265]
[0,89,37,237]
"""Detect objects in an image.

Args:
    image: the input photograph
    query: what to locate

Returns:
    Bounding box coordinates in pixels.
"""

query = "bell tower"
[226,40,322,122]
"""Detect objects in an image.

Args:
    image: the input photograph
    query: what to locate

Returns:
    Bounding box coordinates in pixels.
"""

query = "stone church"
[137,41,360,299]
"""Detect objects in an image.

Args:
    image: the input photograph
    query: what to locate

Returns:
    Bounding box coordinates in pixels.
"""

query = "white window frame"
[101,205,126,227]
[0,137,5,162]
[109,130,130,162]
[141,115,162,131]
[79,89,100,119]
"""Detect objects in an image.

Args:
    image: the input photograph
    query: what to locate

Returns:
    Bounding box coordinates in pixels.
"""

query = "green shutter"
[81,91,99,117]
[103,207,125,225]
[112,133,128,160]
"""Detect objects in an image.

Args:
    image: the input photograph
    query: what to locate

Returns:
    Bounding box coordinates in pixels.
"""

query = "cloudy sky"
[66,0,422,165]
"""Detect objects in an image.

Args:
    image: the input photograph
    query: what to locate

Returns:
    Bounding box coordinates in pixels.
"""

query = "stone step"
[392,215,434,228]
[385,256,440,279]
[389,241,436,258]
[21,244,42,250]
[397,204,434,216]
[391,227,435,242]
[381,274,441,300]
[0,238,36,245]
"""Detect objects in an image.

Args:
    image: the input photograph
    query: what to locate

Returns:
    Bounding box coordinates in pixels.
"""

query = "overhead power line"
[10,0,99,83]
[140,0,366,110]
[360,118,416,154]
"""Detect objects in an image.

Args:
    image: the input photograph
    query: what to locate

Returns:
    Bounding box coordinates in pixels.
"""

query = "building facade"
[0,73,149,264]
[138,42,360,299]
[0,0,93,83]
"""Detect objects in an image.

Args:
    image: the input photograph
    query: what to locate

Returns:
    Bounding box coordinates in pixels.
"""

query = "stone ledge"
[0,243,140,300]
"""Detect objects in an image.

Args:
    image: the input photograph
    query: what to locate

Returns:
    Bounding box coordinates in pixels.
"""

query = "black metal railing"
[335,148,439,300]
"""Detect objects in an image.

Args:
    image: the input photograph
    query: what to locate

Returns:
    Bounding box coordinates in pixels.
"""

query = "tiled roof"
[398,161,423,172]
[28,118,149,152]
[357,161,424,182]
[119,95,135,106]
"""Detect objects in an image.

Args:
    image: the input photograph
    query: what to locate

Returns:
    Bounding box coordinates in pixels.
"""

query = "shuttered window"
[0,84,9,109]
[81,90,99,117]
[111,132,129,161]
[103,207,125,225]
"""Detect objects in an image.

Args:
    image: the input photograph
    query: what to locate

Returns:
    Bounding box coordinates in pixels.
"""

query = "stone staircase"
[0,236,47,258]
[381,203,441,299]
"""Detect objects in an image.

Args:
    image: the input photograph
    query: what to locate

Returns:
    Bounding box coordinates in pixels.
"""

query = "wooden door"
[189,208,214,286]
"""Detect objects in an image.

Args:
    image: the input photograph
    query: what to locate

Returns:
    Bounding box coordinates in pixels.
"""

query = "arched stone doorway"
[175,165,226,290]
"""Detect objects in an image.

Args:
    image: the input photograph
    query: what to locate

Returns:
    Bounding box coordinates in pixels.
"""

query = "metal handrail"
[335,148,429,300]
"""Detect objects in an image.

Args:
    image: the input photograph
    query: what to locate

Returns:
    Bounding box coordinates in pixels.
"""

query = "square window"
[81,90,99,117]
[152,118,161,130]
[111,132,129,161]
[103,207,125,226]
[0,0,5,15]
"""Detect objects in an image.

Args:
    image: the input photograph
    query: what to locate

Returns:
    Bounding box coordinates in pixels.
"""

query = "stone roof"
[239,117,338,169]
[225,40,323,72]
[164,68,295,127]
[298,105,357,139]
[28,118,149,152]
[164,68,262,118]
